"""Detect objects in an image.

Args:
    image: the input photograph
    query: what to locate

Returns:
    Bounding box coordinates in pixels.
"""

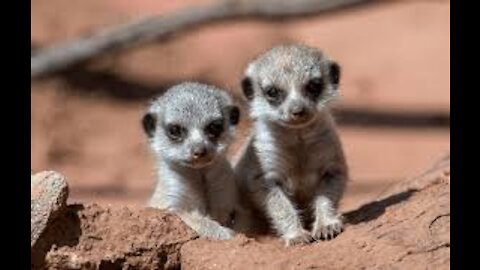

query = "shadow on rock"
[31,204,84,269]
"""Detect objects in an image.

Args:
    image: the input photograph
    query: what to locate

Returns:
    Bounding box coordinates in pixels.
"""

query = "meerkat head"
[142,82,240,169]
[241,44,340,128]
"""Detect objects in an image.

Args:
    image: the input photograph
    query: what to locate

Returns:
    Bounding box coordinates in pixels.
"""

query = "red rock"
[34,204,197,270]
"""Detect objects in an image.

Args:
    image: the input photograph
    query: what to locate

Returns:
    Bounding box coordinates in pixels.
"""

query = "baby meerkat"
[234,44,348,246]
[142,82,241,240]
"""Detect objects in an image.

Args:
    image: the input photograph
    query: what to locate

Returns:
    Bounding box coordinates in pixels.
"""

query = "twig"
[31,0,378,78]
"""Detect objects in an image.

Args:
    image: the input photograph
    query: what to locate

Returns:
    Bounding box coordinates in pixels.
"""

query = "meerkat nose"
[290,106,307,118]
[192,146,207,159]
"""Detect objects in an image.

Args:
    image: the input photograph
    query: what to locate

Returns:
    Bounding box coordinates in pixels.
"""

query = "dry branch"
[31,0,377,78]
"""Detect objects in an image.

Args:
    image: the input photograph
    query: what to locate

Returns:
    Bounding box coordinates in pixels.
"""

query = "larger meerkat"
[234,45,348,246]
[142,82,241,240]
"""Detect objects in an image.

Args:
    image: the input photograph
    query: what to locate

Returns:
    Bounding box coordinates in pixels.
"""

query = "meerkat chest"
[256,134,322,196]
[287,136,328,195]
[174,182,209,213]
[203,164,237,225]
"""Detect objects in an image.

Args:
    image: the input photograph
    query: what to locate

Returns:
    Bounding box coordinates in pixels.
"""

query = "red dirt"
[32,159,450,270]
[181,164,450,270]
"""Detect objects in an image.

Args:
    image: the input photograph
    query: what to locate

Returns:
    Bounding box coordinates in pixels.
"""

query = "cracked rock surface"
[32,156,449,270]
[33,204,197,270]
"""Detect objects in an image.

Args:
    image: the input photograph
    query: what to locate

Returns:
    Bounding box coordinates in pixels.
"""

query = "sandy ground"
[31,0,450,213]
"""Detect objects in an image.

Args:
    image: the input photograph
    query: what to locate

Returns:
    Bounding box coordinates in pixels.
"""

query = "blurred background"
[31,0,449,212]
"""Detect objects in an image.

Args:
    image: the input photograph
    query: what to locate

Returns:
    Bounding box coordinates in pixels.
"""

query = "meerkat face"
[142,83,240,169]
[241,45,340,128]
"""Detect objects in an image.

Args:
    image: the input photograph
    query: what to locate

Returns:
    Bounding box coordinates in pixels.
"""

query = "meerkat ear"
[241,77,254,100]
[328,61,341,86]
[142,112,156,138]
[228,106,240,125]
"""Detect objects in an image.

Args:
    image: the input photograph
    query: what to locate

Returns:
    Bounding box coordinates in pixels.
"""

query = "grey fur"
[144,82,240,240]
[234,44,348,246]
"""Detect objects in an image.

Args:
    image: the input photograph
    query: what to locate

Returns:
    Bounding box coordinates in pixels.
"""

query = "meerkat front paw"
[207,226,235,240]
[311,216,344,241]
[284,229,313,246]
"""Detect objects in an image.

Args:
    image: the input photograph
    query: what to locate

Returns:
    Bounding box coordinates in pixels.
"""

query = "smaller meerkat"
[234,44,348,246]
[142,82,241,240]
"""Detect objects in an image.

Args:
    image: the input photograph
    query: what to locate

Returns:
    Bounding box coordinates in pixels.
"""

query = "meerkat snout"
[191,145,207,159]
[289,103,306,118]
[286,100,310,122]
[188,142,212,167]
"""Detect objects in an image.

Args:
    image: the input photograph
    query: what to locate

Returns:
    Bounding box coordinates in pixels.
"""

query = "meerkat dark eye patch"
[165,124,187,141]
[205,119,225,139]
[262,85,284,106]
[329,61,341,86]
[304,78,325,100]
[264,86,280,99]
[241,77,254,100]
[142,113,156,138]
[228,106,240,126]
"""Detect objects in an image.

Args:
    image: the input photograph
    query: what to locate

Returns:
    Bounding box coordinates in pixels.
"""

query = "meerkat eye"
[305,78,325,99]
[166,124,186,141]
[263,86,282,100]
[205,119,224,139]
